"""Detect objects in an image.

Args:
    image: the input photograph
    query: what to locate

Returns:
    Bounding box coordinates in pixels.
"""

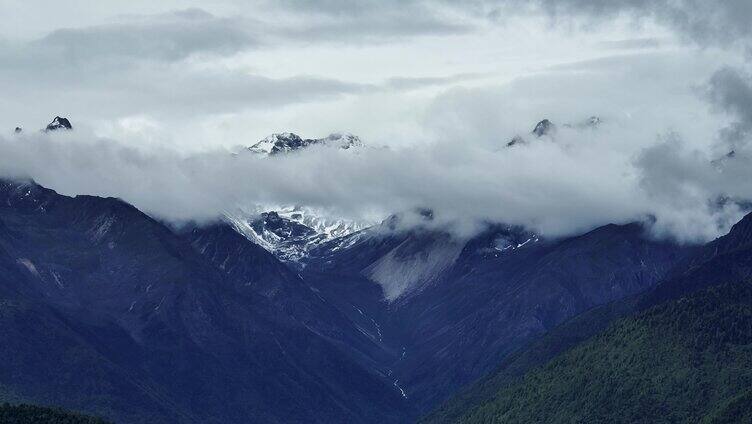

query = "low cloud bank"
[1,113,749,244]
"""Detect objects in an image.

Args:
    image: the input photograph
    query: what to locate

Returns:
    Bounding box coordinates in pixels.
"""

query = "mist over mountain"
[2,114,750,244]
[3,1,752,423]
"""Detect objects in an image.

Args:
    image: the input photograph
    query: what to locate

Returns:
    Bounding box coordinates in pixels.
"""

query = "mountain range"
[1,116,751,423]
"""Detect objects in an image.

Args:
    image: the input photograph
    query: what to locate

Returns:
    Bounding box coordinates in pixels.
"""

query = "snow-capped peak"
[45,116,73,132]
[246,132,364,156]
[247,132,310,155]
[225,206,371,264]
[318,132,363,149]
[237,132,369,262]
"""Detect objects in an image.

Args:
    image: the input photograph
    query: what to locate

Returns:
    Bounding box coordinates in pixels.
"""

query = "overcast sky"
[1,0,725,150]
[1,1,752,242]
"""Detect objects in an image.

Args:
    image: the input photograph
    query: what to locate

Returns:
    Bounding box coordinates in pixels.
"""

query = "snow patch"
[225,206,370,263]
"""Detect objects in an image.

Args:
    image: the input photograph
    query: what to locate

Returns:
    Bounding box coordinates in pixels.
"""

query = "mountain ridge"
[422,209,752,424]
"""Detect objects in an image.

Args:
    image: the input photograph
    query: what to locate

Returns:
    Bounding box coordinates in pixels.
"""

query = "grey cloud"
[272,0,752,49]
[706,67,752,150]
[384,73,492,91]
[500,0,752,171]
[97,70,372,115]
[596,38,662,50]
[0,7,379,126]
[1,51,743,245]
[31,8,259,63]
[0,7,271,120]
[273,0,394,15]
[0,52,746,244]
[1,0,750,245]
[0,129,645,238]
[2,116,746,245]
[635,135,752,241]
[0,61,372,126]
[498,0,752,49]
[546,52,681,72]
[271,0,473,42]
[0,4,479,127]
[275,18,471,45]
[423,50,717,146]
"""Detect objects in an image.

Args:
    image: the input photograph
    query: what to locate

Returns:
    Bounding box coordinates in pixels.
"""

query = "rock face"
[505,135,525,147]
[506,118,556,147]
[531,118,554,137]
[45,116,72,132]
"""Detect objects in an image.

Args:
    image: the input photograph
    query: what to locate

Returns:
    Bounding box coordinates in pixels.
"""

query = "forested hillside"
[0,403,110,424]
[450,282,752,423]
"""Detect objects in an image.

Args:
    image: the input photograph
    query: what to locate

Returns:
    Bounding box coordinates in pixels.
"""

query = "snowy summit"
[247,132,363,156]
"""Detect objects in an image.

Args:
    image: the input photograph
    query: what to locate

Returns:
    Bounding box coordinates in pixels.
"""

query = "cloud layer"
[2,101,749,244]
[2,0,752,243]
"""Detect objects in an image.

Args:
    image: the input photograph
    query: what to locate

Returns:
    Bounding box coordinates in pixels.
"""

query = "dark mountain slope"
[451,281,752,423]
[643,212,752,308]
[392,222,687,411]
[303,219,690,413]
[420,299,636,424]
[0,177,709,423]
[423,212,752,424]
[0,180,408,424]
[184,222,399,371]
